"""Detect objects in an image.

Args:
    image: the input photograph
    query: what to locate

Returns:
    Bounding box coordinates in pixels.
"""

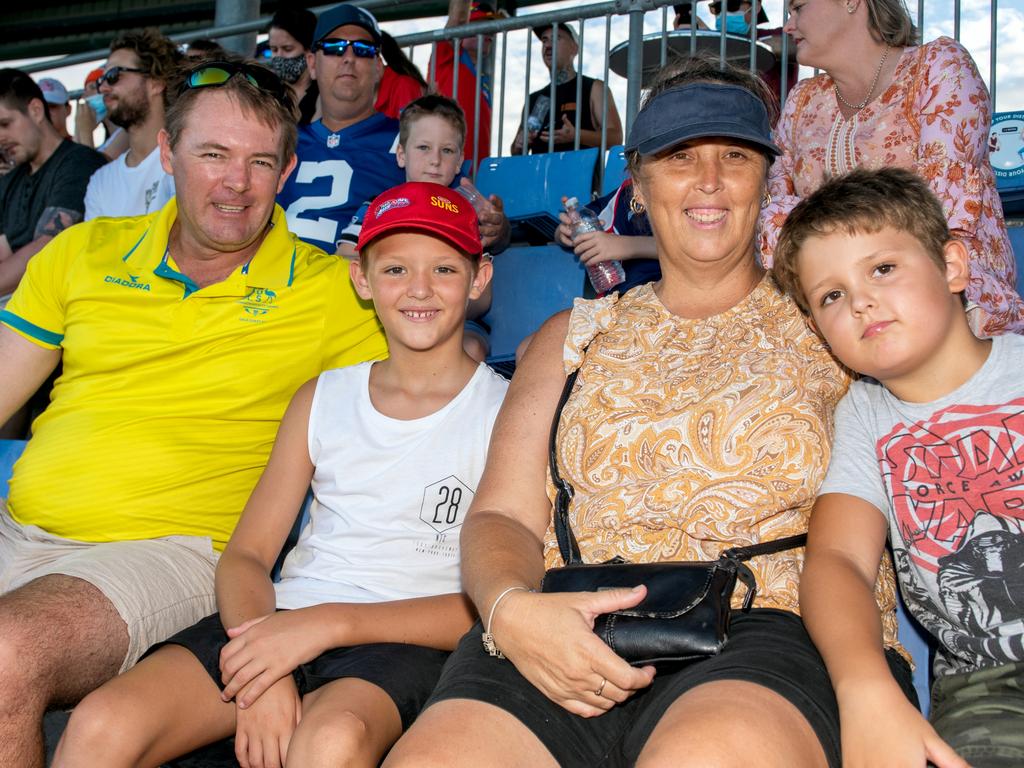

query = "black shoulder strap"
[548,367,583,565]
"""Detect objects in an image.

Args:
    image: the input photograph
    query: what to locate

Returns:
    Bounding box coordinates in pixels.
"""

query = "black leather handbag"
[540,365,807,665]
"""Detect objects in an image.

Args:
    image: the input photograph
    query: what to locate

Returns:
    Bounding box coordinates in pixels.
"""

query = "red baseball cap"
[469,0,499,22]
[357,182,482,257]
[85,68,104,86]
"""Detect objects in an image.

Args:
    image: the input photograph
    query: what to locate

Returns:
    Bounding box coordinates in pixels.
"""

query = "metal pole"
[916,0,924,50]
[660,6,668,67]
[497,30,508,156]
[780,3,791,108]
[214,0,260,55]
[954,0,961,42]
[749,0,759,74]
[990,0,997,110]
[473,34,484,171]
[575,20,585,151]
[549,22,558,154]
[522,30,532,156]
[452,37,461,101]
[625,4,645,137]
[600,14,612,191]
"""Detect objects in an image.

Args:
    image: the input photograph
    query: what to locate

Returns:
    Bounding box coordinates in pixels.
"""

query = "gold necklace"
[834,46,890,111]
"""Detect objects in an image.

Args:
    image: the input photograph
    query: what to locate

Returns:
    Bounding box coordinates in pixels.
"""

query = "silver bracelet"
[481,585,531,659]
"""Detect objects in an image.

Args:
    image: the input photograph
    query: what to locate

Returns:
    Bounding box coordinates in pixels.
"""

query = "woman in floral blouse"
[761,0,1022,337]
[386,58,911,768]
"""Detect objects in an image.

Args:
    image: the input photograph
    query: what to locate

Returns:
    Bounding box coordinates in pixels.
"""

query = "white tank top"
[274,362,509,609]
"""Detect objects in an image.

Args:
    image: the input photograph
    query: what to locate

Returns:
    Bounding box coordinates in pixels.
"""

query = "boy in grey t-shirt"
[773,168,1023,768]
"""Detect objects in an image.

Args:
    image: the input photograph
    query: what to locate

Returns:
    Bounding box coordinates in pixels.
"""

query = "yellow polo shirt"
[1,200,387,550]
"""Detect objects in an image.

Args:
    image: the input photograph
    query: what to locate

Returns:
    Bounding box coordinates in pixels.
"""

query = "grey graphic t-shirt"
[821,332,1024,677]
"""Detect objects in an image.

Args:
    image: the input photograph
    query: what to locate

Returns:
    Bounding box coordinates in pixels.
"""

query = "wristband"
[481,585,531,659]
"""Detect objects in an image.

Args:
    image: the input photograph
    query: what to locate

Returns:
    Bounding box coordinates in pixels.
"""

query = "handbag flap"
[541,561,735,619]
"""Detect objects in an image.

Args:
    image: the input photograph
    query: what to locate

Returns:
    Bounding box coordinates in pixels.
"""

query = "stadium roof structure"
[2,0,545,63]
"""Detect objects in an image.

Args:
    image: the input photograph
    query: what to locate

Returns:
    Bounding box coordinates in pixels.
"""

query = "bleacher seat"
[896,595,933,715]
[1009,223,1024,297]
[483,244,587,365]
[475,149,599,241]
[0,439,27,498]
[602,145,628,196]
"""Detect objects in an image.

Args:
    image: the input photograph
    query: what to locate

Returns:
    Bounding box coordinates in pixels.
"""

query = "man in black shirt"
[510,22,623,154]
[0,70,105,302]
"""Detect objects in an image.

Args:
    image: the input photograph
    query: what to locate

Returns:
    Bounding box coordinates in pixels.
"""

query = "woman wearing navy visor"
[385,56,914,768]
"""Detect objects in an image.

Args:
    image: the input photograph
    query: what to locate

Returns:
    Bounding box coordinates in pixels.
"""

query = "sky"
[9,0,1024,152]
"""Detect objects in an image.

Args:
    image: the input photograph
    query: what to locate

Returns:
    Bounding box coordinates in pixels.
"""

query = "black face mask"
[266,55,307,84]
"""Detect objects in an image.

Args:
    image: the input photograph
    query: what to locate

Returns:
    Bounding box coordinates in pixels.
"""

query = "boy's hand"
[220,609,328,708]
[233,676,301,768]
[839,682,971,768]
[572,230,622,265]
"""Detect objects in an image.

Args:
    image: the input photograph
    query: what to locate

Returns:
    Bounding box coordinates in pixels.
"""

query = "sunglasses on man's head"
[98,66,146,86]
[179,61,289,104]
[315,38,380,58]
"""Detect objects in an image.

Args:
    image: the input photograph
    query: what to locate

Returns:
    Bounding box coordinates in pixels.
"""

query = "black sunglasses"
[315,38,380,58]
[98,66,147,86]
[179,61,289,104]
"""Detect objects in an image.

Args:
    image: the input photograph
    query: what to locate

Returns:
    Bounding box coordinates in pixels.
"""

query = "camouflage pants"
[931,661,1024,768]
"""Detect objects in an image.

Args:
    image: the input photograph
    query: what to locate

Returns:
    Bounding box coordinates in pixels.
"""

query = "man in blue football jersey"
[277,4,406,253]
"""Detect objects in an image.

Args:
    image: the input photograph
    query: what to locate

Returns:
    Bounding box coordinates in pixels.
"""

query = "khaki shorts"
[0,507,219,673]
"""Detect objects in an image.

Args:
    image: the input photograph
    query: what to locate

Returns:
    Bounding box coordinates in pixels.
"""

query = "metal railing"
[18,0,1014,171]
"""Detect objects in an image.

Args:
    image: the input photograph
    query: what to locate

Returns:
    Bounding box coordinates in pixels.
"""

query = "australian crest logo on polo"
[238,287,280,322]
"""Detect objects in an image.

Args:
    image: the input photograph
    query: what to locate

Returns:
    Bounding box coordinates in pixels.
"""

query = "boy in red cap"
[55,181,506,768]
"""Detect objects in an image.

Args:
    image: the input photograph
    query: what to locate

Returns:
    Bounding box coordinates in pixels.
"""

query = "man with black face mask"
[265,8,319,125]
[84,28,181,220]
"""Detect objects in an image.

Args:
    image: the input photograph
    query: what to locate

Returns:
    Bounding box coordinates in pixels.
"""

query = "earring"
[629,196,645,215]
[761,191,772,208]
[846,2,856,12]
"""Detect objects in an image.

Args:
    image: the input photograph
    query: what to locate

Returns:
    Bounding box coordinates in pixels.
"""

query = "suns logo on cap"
[374,197,411,218]
[430,196,460,214]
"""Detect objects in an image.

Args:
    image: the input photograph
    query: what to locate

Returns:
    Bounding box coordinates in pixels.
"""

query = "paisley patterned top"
[760,37,1023,338]
[542,278,902,651]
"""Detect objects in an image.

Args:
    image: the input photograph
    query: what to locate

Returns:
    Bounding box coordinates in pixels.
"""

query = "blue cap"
[625,82,780,157]
[314,4,382,46]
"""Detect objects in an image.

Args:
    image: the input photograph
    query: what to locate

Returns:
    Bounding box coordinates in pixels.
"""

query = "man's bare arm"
[446,0,471,27]
[0,326,61,425]
[0,207,82,296]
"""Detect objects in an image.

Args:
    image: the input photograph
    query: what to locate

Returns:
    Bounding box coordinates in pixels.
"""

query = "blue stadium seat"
[602,145,628,196]
[0,439,27,498]
[483,244,587,364]
[896,595,933,715]
[1008,223,1024,298]
[475,149,599,240]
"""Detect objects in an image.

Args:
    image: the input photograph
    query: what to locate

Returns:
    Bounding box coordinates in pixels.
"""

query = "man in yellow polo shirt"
[0,60,387,767]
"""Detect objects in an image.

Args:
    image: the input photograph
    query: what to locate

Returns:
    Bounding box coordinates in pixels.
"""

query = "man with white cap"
[277,3,405,254]
[510,22,622,154]
[36,78,71,140]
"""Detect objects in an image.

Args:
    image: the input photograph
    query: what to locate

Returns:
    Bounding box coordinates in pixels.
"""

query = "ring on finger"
[594,677,607,697]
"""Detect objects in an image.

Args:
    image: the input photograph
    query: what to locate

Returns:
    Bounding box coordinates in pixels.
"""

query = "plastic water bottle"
[456,180,490,216]
[527,94,551,135]
[564,197,626,294]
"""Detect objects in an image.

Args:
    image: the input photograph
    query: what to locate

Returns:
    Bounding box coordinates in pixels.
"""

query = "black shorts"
[152,612,450,730]
[427,609,917,768]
